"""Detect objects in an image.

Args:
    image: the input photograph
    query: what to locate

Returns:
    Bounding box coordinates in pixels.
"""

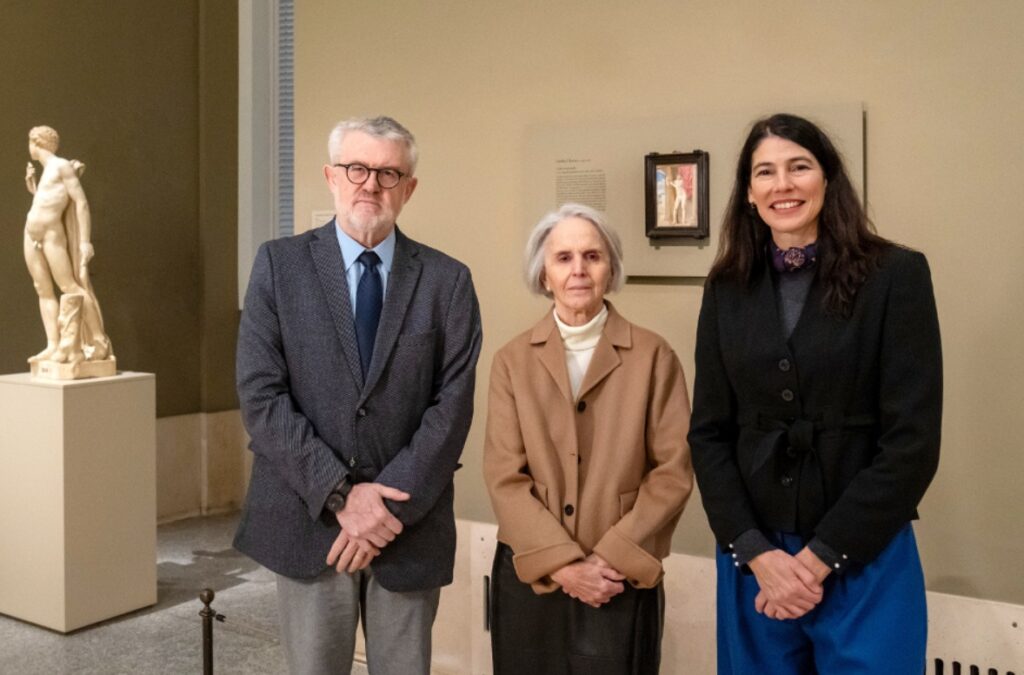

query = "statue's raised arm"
[25,162,37,195]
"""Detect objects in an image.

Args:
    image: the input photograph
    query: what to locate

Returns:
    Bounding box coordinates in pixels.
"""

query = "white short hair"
[326,116,418,173]
[523,203,625,298]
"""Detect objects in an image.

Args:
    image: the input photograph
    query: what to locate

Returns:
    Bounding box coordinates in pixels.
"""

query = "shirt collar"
[335,220,396,273]
[769,240,818,273]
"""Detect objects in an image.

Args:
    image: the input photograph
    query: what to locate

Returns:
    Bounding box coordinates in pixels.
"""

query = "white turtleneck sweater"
[553,303,609,400]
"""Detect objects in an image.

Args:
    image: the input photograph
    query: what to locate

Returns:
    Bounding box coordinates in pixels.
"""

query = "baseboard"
[156,411,249,522]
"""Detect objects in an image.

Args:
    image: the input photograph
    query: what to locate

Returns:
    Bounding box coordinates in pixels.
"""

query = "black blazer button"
[781,475,794,487]
[778,358,791,372]
[781,389,794,402]
[357,407,367,417]
[576,400,586,413]
[786,446,797,458]
[564,504,575,516]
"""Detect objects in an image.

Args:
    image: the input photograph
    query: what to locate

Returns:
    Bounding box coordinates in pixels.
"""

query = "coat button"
[781,389,794,402]
[357,407,367,417]
[778,358,791,372]
[780,475,794,487]
[564,504,574,516]
[576,400,586,413]
[785,446,797,458]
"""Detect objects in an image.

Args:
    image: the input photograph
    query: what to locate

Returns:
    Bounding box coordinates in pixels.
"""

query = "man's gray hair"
[523,203,625,298]
[327,116,419,173]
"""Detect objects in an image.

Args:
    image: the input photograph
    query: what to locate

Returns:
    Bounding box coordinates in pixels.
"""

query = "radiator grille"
[931,659,1017,675]
[927,591,1023,675]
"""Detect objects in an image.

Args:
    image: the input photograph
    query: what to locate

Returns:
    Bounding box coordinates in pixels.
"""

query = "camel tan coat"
[483,303,694,593]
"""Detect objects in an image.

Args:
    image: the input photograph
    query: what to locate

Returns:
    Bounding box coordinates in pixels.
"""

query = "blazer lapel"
[309,221,364,386]
[740,264,796,360]
[530,313,573,404]
[361,228,422,396]
[576,303,628,400]
[786,275,826,347]
[758,261,829,349]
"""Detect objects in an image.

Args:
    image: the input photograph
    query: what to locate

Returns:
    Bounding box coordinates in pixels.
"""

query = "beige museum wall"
[294,1,1024,604]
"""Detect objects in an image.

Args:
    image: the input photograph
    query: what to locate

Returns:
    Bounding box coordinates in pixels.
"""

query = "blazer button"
[564,504,574,516]
[576,400,587,413]
[778,358,791,372]
[785,445,797,458]
[357,407,367,417]
[780,475,794,488]
[780,389,794,402]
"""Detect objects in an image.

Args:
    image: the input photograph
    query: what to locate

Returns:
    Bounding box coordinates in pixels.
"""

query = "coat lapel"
[576,303,628,400]
[309,221,364,386]
[529,302,631,403]
[361,227,422,396]
[530,313,573,404]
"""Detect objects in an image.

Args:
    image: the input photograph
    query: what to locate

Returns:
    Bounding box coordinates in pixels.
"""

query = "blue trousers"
[716,525,926,674]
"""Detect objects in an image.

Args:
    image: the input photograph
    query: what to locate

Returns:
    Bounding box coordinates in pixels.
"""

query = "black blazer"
[234,223,482,590]
[688,245,942,565]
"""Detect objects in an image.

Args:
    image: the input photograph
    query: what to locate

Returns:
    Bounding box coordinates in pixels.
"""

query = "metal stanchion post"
[199,588,225,675]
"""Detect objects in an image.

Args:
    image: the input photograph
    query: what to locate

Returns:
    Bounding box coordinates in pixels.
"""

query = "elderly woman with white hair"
[483,203,695,674]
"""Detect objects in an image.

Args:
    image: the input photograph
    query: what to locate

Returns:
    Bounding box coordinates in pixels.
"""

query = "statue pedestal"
[0,372,156,633]
[30,357,117,380]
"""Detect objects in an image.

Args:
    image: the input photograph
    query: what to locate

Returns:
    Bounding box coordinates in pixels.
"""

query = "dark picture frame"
[645,150,710,239]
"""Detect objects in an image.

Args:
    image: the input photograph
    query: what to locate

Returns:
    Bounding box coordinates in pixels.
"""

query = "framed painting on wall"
[645,150,710,239]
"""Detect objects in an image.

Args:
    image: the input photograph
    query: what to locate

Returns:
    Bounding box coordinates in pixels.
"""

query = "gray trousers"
[275,566,440,675]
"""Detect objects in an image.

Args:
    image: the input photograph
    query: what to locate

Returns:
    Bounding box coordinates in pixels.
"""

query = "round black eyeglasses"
[332,163,406,189]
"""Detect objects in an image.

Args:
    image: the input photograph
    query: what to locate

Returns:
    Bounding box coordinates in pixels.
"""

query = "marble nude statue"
[24,125,115,379]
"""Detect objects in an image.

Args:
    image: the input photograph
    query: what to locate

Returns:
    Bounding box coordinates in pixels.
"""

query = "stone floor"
[0,513,369,675]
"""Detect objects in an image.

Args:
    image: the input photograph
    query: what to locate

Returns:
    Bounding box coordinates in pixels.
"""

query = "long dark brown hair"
[709,113,887,317]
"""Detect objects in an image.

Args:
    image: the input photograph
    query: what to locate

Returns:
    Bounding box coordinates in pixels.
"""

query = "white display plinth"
[0,371,157,633]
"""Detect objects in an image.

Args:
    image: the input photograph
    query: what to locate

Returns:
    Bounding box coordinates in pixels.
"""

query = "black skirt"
[490,542,664,675]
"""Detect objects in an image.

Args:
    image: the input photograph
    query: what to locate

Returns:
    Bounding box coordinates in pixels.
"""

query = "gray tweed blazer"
[234,222,482,591]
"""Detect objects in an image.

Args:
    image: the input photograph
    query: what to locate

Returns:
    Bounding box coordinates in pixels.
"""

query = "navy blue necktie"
[355,250,383,378]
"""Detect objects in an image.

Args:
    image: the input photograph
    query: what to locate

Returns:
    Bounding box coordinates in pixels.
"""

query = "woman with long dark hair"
[689,113,942,673]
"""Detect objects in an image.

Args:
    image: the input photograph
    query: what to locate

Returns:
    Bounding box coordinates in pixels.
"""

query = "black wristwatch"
[326,477,353,513]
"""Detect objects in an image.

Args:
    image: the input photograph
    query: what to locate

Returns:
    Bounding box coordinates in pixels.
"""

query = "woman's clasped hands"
[550,553,626,608]
[748,547,831,620]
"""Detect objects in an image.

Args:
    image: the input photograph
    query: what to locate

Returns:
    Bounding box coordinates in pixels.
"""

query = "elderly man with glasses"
[234,116,482,674]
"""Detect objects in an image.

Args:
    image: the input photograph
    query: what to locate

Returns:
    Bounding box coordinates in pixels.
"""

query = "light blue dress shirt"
[334,220,396,312]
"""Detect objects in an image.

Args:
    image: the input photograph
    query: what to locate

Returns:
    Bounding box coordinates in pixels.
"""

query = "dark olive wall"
[198,1,240,412]
[0,0,238,416]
